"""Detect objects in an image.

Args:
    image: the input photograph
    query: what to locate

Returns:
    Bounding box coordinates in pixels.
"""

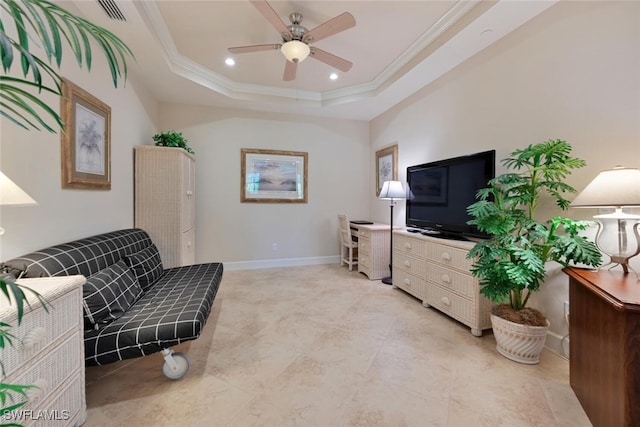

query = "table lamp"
[570,166,640,277]
[378,180,406,285]
[0,171,38,235]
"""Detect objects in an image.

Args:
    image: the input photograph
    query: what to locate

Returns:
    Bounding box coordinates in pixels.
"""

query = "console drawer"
[426,284,475,325]
[426,264,476,298]
[393,234,426,258]
[426,243,473,271]
[393,252,426,277]
[393,269,426,300]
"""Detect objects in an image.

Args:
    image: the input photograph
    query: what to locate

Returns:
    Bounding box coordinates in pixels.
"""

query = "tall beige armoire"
[134,146,195,268]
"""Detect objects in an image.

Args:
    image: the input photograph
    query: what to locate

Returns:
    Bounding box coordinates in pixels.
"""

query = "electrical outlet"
[272,243,278,251]
[564,301,570,324]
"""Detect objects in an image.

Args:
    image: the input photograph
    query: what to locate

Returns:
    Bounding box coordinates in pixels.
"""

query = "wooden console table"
[564,267,640,427]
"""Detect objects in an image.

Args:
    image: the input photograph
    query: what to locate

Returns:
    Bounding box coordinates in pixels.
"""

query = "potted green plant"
[152,131,195,154]
[466,139,601,364]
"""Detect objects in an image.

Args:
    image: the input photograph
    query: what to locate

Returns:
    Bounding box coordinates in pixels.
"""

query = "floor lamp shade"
[378,180,406,285]
[570,166,640,276]
[378,180,406,200]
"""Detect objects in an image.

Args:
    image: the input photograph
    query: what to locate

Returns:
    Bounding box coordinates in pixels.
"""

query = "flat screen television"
[405,150,495,240]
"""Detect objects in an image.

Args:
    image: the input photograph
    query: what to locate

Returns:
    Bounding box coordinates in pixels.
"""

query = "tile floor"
[84,264,592,426]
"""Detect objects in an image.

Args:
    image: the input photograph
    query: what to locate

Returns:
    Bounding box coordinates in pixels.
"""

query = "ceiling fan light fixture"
[281,40,310,63]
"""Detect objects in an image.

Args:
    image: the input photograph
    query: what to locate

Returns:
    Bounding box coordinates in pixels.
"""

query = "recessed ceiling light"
[329,73,338,80]
[225,57,235,66]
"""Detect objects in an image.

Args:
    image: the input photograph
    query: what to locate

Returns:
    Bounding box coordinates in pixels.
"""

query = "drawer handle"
[441,274,451,284]
[404,242,412,249]
[441,296,451,306]
[26,378,48,399]
[441,252,451,261]
[22,326,46,349]
[403,260,411,268]
[403,278,411,287]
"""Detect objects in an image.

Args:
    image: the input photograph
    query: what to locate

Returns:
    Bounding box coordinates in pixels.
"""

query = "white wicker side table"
[1,275,86,426]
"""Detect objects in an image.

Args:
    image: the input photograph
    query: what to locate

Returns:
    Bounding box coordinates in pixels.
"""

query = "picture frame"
[241,148,308,203]
[375,144,398,195]
[60,78,111,190]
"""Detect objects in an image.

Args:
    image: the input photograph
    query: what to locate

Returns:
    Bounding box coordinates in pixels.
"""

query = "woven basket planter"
[491,314,550,364]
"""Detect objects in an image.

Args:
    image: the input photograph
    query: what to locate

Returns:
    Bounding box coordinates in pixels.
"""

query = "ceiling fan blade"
[250,0,291,37]
[310,48,352,72]
[228,44,280,54]
[303,12,355,44]
[283,60,297,81]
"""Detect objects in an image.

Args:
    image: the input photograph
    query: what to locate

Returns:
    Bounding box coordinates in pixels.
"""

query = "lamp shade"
[570,166,640,208]
[280,40,310,63]
[378,181,406,200]
[0,171,37,206]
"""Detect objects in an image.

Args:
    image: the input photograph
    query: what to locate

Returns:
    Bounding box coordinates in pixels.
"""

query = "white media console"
[391,230,492,336]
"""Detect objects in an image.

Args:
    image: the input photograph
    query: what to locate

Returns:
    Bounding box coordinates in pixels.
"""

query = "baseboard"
[545,330,569,360]
[223,255,340,271]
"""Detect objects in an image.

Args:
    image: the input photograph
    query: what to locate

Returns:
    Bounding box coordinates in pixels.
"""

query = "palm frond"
[0,0,134,131]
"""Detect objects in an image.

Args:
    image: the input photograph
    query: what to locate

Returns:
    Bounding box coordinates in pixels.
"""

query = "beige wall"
[0,51,158,260]
[157,105,370,269]
[1,1,638,355]
[369,1,640,353]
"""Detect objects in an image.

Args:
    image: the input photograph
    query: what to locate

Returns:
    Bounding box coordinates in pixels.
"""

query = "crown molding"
[133,0,479,108]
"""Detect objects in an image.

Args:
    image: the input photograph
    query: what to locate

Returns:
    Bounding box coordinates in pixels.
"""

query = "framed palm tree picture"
[61,79,111,190]
[375,144,398,195]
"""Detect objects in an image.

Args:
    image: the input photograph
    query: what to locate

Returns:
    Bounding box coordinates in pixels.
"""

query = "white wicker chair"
[337,214,358,271]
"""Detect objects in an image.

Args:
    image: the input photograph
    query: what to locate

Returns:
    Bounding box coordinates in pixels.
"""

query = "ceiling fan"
[228,0,356,81]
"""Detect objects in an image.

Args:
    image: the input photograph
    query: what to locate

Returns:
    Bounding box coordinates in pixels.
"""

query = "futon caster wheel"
[162,352,190,380]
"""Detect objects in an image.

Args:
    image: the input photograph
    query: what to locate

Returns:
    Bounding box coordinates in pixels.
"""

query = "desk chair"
[338,214,358,271]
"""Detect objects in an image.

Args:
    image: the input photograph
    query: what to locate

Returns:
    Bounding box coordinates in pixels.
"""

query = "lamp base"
[381,276,393,285]
[598,259,640,280]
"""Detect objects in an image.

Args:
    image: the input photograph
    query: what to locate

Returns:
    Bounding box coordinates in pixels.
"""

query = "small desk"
[349,222,393,280]
[564,268,640,427]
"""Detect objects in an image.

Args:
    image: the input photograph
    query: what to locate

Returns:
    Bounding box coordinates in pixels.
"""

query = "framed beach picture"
[375,144,398,195]
[60,78,111,190]
[241,148,308,203]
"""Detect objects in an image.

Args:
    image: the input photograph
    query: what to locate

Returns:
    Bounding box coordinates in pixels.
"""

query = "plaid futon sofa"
[2,228,222,378]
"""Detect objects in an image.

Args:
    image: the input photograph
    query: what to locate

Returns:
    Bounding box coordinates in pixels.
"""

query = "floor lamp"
[570,166,640,278]
[378,180,405,285]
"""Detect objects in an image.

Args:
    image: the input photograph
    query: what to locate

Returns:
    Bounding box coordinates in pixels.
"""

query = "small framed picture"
[60,79,111,190]
[375,144,398,195]
[241,148,308,203]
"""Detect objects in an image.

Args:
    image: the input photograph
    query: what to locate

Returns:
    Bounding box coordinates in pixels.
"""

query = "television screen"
[406,150,495,240]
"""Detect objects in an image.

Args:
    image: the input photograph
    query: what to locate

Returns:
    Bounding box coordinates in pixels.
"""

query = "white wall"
[0,47,158,260]
[157,105,370,269]
[369,1,640,354]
